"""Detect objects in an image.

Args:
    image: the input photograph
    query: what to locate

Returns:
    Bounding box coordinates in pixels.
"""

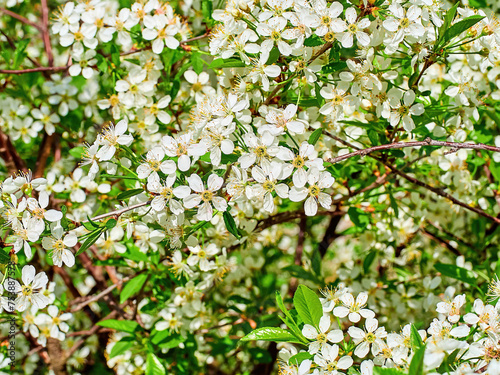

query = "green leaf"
[76,228,105,256]
[97,319,140,334]
[304,35,324,47]
[0,249,10,264]
[363,251,377,274]
[13,39,30,69]
[308,128,322,145]
[373,368,407,375]
[117,188,144,200]
[283,265,319,283]
[348,207,370,230]
[120,273,148,304]
[69,146,85,159]
[109,337,134,358]
[438,2,459,42]
[110,44,121,67]
[146,353,166,375]
[321,61,347,74]
[293,285,323,327]
[192,52,204,74]
[105,218,117,230]
[409,345,426,375]
[240,327,303,344]
[441,15,484,46]
[123,243,149,262]
[223,211,242,239]
[410,324,424,349]
[201,0,213,23]
[315,82,324,107]
[434,263,476,284]
[209,58,246,69]
[151,331,186,348]
[266,47,280,65]
[288,352,313,366]
[367,129,379,146]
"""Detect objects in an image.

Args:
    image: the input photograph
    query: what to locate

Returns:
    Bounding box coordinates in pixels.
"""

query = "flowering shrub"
[1,0,500,373]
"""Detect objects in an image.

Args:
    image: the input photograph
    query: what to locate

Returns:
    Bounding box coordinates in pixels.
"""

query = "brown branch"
[421,227,461,256]
[34,133,55,178]
[385,164,500,224]
[40,0,53,66]
[0,129,27,174]
[70,271,142,312]
[256,209,344,232]
[318,213,342,258]
[322,131,500,225]
[325,137,500,164]
[0,66,69,74]
[47,338,68,375]
[289,217,307,295]
[0,7,43,31]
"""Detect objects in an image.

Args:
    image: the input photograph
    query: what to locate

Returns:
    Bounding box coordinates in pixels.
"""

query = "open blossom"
[250,162,289,213]
[302,315,343,354]
[184,174,227,221]
[34,305,72,340]
[259,104,306,136]
[348,318,387,358]
[339,8,371,48]
[436,294,466,323]
[27,191,63,223]
[289,170,335,216]
[187,243,219,271]
[96,120,134,161]
[162,133,207,172]
[142,6,180,54]
[334,292,375,323]
[387,89,424,132]
[9,216,44,259]
[137,147,176,181]
[41,226,77,267]
[314,344,353,373]
[147,174,190,215]
[11,265,50,312]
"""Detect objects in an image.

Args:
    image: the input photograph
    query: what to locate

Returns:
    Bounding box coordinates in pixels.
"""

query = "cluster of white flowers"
[277,285,500,375]
[2,0,500,372]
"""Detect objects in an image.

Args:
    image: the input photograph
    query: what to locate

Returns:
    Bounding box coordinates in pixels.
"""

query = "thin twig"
[0,66,69,74]
[84,200,151,223]
[326,137,500,164]
[0,7,43,31]
[70,270,145,312]
[322,131,500,224]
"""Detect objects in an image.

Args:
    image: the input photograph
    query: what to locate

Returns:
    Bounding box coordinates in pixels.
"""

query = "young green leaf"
[223,211,242,239]
[109,337,135,358]
[308,128,323,145]
[410,324,424,349]
[409,345,426,375]
[373,368,407,375]
[293,285,323,327]
[209,58,246,69]
[146,353,166,375]
[120,273,148,304]
[117,188,144,200]
[240,327,303,344]
[434,263,476,285]
[76,228,105,256]
[440,15,484,46]
[96,319,140,334]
